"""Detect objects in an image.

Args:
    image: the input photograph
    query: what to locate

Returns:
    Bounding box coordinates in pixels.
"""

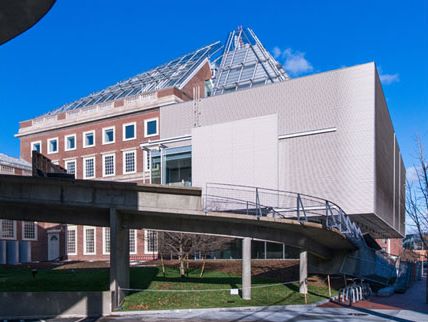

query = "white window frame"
[67,225,77,255]
[22,221,38,241]
[102,227,110,255]
[144,118,159,138]
[64,134,77,151]
[122,122,136,141]
[123,150,137,174]
[83,156,96,179]
[31,141,42,153]
[47,137,59,154]
[144,229,158,254]
[0,220,17,240]
[64,159,77,177]
[83,130,96,148]
[102,153,116,177]
[83,226,96,255]
[143,150,151,172]
[130,229,137,255]
[102,126,115,145]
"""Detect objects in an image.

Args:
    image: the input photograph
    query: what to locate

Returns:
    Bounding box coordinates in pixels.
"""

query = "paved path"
[321,278,428,314]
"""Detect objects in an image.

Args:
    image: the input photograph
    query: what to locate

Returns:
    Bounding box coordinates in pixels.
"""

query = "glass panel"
[146,120,157,136]
[67,136,75,149]
[85,133,94,146]
[124,124,135,139]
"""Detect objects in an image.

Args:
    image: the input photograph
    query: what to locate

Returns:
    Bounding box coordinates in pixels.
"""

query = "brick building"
[15,40,221,262]
[0,153,41,263]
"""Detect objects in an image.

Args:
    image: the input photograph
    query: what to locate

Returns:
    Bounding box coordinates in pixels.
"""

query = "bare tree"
[157,231,232,277]
[406,139,428,249]
[406,138,428,303]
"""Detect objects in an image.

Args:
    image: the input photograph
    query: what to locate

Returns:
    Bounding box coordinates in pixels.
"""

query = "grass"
[0,266,109,292]
[0,264,335,310]
[122,266,334,310]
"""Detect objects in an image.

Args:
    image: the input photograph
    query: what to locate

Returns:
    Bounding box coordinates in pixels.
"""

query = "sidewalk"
[320,278,428,314]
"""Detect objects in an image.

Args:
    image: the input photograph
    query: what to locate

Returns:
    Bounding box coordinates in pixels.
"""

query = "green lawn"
[0,265,335,310]
[0,266,109,291]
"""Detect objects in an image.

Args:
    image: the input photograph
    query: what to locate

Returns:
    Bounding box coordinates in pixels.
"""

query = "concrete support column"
[242,237,251,300]
[109,208,129,309]
[299,251,308,295]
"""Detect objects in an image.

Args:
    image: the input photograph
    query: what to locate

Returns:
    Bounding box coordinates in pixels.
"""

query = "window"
[47,138,58,154]
[103,228,136,255]
[103,227,110,255]
[83,130,95,148]
[144,118,159,137]
[123,122,136,141]
[83,157,95,179]
[130,229,137,254]
[143,150,151,171]
[83,226,96,255]
[65,159,77,176]
[31,141,42,153]
[123,150,136,174]
[22,222,37,240]
[67,226,77,255]
[102,127,115,144]
[1,220,16,239]
[144,229,158,254]
[65,134,76,151]
[103,153,115,177]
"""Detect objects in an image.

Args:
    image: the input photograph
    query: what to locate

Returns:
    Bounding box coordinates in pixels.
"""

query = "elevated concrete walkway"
[0,174,356,308]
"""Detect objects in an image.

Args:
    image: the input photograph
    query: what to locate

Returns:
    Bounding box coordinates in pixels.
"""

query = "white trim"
[122,122,137,141]
[31,140,42,153]
[64,159,77,177]
[144,229,158,255]
[140,134,191,149]
[66,225,77,256]
[22,221,38,241]
[0,219,17,240]
[83,226,96,255]
[102,227,110,255]
[102,153,116,177]
[47,137,59,154]
[64,133,77,151]
[278,127,336,140]
[83,130,96,148]
[123,150,137,175]
[102,126,115,145]
[143,150,150,172]
[130,229,137,255]
[83,156,96,179]
[144,118,159,138]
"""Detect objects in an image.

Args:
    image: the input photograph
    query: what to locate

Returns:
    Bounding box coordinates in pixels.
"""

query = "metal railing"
[204,183,363,241]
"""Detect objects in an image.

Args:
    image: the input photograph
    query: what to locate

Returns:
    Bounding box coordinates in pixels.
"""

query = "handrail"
[204,182,364,242]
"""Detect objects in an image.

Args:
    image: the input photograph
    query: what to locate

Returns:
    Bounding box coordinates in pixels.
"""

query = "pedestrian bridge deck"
[0,175,354,259]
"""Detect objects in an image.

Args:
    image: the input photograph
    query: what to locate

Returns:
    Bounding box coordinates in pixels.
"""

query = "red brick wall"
[20,108,160,178]
[19,108,162,262]
[376,238,403,256]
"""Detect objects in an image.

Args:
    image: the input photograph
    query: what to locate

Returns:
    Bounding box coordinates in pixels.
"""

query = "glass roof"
[211,27,288,95]
[40,27,288,118]
[46,42,222,116]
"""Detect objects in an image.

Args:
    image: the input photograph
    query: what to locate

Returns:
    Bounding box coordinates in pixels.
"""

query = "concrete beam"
[241,237,251,300]
[109,208,129,309]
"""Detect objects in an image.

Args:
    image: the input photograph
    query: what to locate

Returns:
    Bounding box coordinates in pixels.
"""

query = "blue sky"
[0,0,427,172]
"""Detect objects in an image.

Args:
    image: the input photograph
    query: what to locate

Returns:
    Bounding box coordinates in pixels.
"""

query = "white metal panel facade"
[160,62,404,237]
[192,114,278,190]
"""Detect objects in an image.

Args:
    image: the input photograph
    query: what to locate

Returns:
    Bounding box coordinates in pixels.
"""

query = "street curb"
[111,298,332,316]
